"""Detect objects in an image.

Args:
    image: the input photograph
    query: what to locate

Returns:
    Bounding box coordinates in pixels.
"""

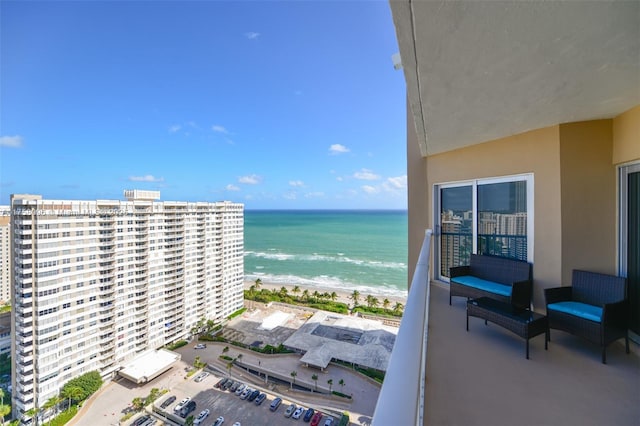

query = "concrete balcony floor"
[425,283,640,426]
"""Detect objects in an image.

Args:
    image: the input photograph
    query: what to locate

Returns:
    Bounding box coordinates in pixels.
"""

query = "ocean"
[244,210,408,300]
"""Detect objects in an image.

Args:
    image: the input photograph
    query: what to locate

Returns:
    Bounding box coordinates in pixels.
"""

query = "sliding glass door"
[620,163,640,336]
[435,174,533,281]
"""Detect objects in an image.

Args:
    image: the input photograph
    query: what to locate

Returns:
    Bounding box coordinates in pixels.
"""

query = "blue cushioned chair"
[545,270,629,364]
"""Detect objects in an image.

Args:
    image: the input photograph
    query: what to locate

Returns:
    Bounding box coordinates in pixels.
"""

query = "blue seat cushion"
[451,276,512,297]
[547,301,602,323]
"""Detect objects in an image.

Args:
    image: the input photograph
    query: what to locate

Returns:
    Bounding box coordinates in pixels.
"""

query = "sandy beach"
[243,280,407,309]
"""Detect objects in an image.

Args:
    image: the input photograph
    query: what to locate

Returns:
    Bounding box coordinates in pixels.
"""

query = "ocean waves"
[245,249,406,270]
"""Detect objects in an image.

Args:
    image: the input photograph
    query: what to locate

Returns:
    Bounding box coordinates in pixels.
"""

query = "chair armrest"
[602,300,628,328]
[511,279,532,309]
[544,286,572,305]
[450,265,470,278]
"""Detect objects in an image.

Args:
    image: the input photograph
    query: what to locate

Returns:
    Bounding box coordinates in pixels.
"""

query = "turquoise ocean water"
[244,210,408,299]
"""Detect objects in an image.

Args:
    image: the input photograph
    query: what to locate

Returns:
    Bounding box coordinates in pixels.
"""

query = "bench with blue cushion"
[450,254,533,309]
[545,269,629,364]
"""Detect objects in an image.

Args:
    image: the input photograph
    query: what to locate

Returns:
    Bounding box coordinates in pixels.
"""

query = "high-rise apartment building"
[0,207,11,303]
[10,191,244,419]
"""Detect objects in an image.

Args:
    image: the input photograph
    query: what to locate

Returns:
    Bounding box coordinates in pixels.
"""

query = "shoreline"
[243,280,407,308]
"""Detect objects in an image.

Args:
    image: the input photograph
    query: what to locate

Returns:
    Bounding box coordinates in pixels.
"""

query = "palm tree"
[327,378,333,393]
[383,298,390,310]
[226,361,233,377]
[292,285,301,298]
[312,291,320,302]
[279,286,288,297]
[302,289,309,301]
[330,291,338,301]
[339,378,345,393]
[350,290,360,306]
[393,302,404,315]
[365,294,374,308]
[60,385,83,412]
[131,397,144,411]
[254,278,262,290]
[0,404,10,426]
[311,374,318,391]
[370,296,379,308]
[322,292,331,300]
[25,406,41,426]
[43,395,61,424]
[185,415,195,426]
[290,371,297,389]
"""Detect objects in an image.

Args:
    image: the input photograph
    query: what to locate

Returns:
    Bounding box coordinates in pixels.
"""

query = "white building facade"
[0,207,11,303]
[10,191,244,419]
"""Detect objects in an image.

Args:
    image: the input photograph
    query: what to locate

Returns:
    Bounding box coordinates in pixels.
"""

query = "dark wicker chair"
[545,270,629,364]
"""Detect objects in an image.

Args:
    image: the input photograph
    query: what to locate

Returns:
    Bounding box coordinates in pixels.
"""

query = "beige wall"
[613,105,640,165]
[559,121,617,284]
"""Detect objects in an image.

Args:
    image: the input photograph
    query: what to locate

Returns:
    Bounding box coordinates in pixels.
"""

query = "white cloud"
[336,176,343,182]
[128,175,164,183]
[329,144,350,155]
[168,125,181,133]
[212,125,229,134]
[283,191,297,200]
[0,135,23,148]
[353,168,380,181]
[289,180,304,187]
[362,185,378,194]
[245,32,260,39]
[225,184,240,191]
[238,174,262,185]
[385,175,407,190]
[305,192,325,199]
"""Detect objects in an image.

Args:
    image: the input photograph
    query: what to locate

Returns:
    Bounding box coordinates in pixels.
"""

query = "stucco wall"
[559,121,617,284]
[613,105,640,165]
[420,126,563,309]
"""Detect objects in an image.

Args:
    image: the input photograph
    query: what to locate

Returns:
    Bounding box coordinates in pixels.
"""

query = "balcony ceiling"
[390,0,640,156]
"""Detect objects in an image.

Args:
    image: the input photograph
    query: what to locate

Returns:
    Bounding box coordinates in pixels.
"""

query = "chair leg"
[626,332,630,354]
[449,293,452,306]
[602,346,607,364]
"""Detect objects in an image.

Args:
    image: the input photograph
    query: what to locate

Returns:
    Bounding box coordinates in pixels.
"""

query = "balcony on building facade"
[372,231,639,426]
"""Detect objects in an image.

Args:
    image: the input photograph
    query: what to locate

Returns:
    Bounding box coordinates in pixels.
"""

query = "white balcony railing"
[372,229,432,426]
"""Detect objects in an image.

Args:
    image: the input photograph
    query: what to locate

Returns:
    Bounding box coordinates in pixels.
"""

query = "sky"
[0,0,407,210]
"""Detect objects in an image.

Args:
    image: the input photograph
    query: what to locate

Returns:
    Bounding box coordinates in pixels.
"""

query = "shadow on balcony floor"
[425,282,640,426]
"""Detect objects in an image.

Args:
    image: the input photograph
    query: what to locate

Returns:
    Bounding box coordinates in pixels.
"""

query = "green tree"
[311,374,318,391]
[290,371,297,389]
[0,404,9,426]
[302,289,310,301]
[226,361,233,377]
[339,378,345,393]
[330,291,338,301]
[312,291,320,302]
[25,406,41,426]
[43,395,61,424]
[60,385,83,412]
[223,346,229,354]
[327,379,333,393]
[393,302,404,315]
[292,286,301,298]
[60,371,102,401]
[383,298,391,310]
[254,278,262,290]
[185,415,195,426]
[131,397,144,411]
[350,290,360,306]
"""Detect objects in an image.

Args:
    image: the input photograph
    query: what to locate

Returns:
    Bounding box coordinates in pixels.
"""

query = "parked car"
[223,379,234,390]
[247,389,260,401]
[194,343,207,349]
[310,412,324,426]
[179,400,196,418]
[323,417,334,426]
[284,403,296,418]
[230,381,240,392]
[254,393,266,405]
[292,407,305,419]
[303,408,315,422]
[174,397,190,412]
[160,395,176,409]
[213,416,225,426]
[215,378,228,388]
[193,408,210,425]
[194,372,209,382]
[232,423,241,426]
[234,383,246,395]
[240,388,252,400]
[132,415,150,426]
[269,397,282,412]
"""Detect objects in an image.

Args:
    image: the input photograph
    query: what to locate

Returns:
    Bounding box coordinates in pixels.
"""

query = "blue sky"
[0,1,406,209]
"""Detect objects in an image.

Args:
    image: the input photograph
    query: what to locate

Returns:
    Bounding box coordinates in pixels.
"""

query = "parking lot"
[150,369,344,426]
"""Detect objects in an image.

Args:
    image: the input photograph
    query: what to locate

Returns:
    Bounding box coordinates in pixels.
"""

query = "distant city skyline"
[0,1,407,209]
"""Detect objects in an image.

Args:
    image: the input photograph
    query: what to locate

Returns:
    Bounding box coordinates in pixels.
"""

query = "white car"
[194,343,206,349]
[240,388,252,399]
[194,372,209,382]
[232,423,241,426]
[173,397,190,412]
[234,383,246,395]
[213,416,224,426]
[292,406,305,419]
[194,409,210,425]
